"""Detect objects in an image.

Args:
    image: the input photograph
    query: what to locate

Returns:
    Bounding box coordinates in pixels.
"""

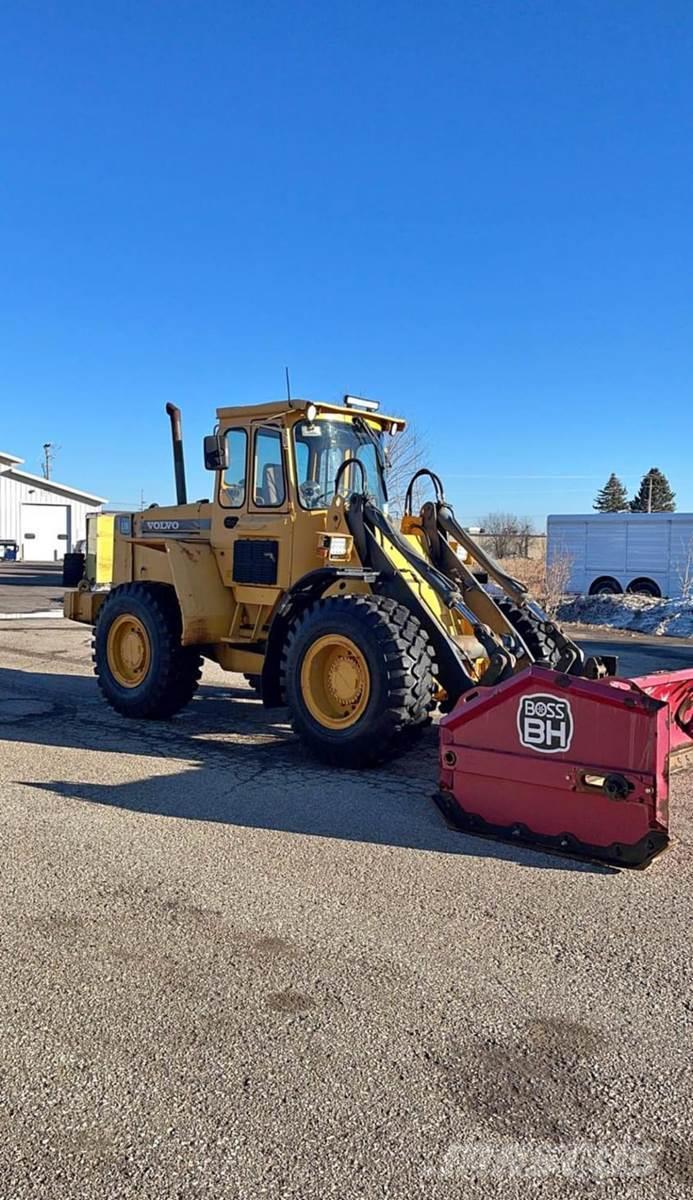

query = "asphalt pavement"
[0,561,64,615]
[0,617,692,1198]
[567,626,693,679]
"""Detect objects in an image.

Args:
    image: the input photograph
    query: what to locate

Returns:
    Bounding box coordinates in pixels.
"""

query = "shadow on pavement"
[0,664,614,874]
[0,563,63,589]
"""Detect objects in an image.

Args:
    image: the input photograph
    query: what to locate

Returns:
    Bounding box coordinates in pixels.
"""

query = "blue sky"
[1,1,691,525]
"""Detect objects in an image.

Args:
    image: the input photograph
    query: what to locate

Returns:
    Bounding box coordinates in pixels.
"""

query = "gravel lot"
[0,616,692,1198]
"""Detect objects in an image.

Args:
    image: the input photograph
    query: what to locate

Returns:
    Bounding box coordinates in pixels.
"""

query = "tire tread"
[496,596,563,669]
[281,593,436,766]
[93,583,202,718]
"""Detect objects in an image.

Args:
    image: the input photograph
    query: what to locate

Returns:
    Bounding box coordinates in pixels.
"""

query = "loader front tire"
[282,594,436,767]
[496,597,562,669]
[93,583,202,719]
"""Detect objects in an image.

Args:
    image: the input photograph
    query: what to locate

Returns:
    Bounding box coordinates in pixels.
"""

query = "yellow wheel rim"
[300,634,371,730]
[107,614,152,688]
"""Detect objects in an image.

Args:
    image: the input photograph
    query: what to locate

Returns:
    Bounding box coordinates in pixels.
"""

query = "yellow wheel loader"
[65,395,607,769]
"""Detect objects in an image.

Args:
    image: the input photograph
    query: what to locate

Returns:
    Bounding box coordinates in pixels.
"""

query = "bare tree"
[542,551,573,617]
[385,421,430,518]
[676,536,693,601]
[490,541,573,614]
[516,516,535,558]
[478,512,522,559]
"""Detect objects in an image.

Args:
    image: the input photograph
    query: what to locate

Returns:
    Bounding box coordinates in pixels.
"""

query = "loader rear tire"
[496,597,563,669]
[282,594,436,766]
[93,583,202,719]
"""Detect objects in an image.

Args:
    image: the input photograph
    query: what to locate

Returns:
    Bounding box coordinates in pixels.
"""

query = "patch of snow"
[558,595,693,638]
[0,610,64,621]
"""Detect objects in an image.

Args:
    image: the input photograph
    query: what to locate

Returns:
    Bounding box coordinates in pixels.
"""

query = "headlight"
[317,532,353,562]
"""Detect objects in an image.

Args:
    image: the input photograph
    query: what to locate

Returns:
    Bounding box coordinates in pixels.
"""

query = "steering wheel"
[299,480,326,509]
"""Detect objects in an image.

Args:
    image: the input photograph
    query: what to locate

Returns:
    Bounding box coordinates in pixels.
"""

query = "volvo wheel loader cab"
[65,395,612,768]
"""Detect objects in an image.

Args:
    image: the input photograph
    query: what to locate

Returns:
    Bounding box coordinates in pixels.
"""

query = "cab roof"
[215,398,406,431]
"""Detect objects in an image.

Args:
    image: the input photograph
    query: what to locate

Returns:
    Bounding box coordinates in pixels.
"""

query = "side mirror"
[203,434,229,472]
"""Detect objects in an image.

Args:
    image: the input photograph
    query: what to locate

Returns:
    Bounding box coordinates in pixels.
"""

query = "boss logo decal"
[517,693,574,754]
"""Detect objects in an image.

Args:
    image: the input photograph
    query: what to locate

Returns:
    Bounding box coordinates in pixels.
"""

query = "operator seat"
[255,463,283,506]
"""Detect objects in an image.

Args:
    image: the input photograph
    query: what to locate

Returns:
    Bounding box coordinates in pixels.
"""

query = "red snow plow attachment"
[438,666,693,867]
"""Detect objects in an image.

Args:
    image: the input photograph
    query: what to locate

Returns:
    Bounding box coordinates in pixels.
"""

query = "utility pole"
[42,443,56,480]
[648,474,653,513]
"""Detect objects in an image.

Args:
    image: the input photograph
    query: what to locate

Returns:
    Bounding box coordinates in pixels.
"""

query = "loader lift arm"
[343,465,614,711]
[345,493,520,702]
[403,469,612,679]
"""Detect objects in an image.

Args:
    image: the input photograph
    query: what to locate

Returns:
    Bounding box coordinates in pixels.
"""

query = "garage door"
[22,504,69,562]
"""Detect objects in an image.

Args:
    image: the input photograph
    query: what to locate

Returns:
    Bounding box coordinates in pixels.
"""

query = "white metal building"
[0,450,106,562]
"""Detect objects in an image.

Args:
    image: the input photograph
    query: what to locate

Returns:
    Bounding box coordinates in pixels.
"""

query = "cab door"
[211,423,294,637]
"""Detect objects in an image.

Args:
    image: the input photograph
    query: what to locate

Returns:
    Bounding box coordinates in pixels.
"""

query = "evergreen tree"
[593,473,629,512]
[630,468,676,513]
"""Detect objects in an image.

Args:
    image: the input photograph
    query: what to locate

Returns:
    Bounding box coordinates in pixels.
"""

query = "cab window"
[253,427,286,507]
[292,418,387,510]
[294,438,310,487]
[221,428,247,508]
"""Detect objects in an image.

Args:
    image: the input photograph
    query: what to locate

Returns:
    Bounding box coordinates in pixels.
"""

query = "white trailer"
[547,512,693,598]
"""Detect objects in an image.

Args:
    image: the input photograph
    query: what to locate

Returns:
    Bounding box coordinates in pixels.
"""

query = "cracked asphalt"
[0,617,692,1198]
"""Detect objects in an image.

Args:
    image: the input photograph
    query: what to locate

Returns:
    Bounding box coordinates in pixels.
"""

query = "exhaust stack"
[165,403,188,506]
